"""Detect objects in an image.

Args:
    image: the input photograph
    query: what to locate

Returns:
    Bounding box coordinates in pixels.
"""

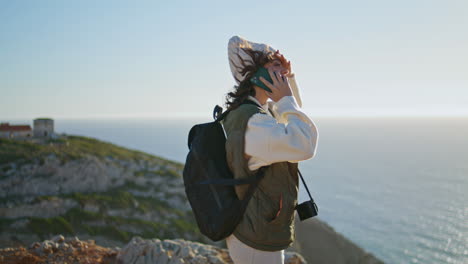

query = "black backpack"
[182,100,267,242]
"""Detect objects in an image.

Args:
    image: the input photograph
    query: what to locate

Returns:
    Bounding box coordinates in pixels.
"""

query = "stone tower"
[33,118,54,138]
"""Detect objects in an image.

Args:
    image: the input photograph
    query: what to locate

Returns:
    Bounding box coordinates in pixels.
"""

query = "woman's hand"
[259,67,293,102]
[275,50,294,78]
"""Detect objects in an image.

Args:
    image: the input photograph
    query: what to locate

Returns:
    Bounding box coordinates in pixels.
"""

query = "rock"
[116,236,305,264]
[0,196,78,219]
[28,241,41,250]
[285,251,307,264]
[0,155,135,198]
[2,234,120,263]
[65,236,80,243]
[2,234,309,263]
[51,234,65,243]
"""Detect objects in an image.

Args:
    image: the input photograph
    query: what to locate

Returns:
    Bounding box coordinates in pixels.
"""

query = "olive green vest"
[222,103,299,251]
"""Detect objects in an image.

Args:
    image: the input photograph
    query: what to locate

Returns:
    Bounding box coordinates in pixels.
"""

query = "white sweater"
[244,75,319,171]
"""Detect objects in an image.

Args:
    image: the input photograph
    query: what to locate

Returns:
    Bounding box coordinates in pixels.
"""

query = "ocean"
[5,116,468,263]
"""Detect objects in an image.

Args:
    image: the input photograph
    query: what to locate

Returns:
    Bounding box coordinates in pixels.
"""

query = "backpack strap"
[239,166,267,202]
[198,170,264,185]
[243,99,276,118]
[213,99,264,122]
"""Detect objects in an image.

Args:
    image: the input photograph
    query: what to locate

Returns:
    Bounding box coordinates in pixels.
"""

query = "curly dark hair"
[225,47,276,111]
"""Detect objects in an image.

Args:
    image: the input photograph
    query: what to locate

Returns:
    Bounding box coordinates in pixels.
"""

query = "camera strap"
[298,169,315,203]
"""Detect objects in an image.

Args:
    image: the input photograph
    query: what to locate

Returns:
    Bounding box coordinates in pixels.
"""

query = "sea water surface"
[6,116,468,263]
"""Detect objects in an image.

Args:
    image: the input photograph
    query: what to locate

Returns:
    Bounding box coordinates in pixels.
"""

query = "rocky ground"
[0,235,306,264]
[0,235,117,264]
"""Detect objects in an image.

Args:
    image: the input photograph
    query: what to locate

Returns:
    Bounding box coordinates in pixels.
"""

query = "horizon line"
[2,113,468,121]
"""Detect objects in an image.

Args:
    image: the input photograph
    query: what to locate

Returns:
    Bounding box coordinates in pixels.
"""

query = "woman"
[222,36,319,264]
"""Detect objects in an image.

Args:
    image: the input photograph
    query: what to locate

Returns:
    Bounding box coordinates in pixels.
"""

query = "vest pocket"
[267,193,283,224]
[259,189,282,223]
[267,210,284,225]
[267,196,295,227]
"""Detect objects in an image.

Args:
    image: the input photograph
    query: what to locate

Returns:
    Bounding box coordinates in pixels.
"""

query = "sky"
[1,0,467,120]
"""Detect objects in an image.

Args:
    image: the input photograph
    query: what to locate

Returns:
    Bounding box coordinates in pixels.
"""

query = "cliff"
[0,135,383,263]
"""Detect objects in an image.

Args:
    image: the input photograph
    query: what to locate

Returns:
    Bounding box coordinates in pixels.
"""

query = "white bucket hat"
[227,35,276,84]
[226,35,303,108]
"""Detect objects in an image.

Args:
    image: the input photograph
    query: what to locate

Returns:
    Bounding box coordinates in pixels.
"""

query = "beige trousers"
[226,234,284,264]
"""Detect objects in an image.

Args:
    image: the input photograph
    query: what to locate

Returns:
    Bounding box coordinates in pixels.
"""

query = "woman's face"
[263,58,289,76]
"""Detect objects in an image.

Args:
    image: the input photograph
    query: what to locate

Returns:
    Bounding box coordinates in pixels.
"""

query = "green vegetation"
[0,138,43,165]
[0,218,15,233]
[84,224,131,242]
[20,193,198,242]
[120,180,152,192]
[58,182,171,211]
[27,216,75,239]
[24,181,199,243]
[0,194,27,206]
[2,164,12,172]
[0,135,183,170]
[65,190,136,209]
[134,167,181,179]
[65,136,149,162]
[157,167,182,178]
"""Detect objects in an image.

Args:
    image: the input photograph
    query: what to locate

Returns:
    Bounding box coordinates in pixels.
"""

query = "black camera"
[296,200,318,221]
[295,169,318,221]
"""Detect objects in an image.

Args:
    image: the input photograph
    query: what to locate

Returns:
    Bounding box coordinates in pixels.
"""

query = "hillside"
[0,135,383,263]
[0,135,206,248]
